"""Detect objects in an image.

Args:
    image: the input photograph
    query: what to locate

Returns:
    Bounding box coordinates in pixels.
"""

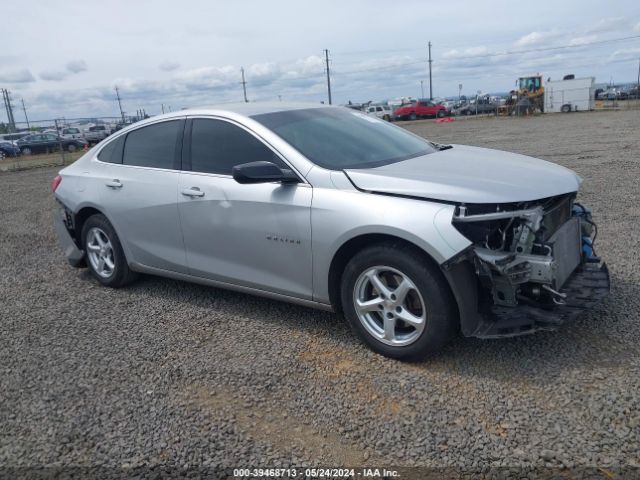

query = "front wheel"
[340,243,457,360]
[437,110,446,118]
[81,214,137,288]
[67,143,77,152]
[409,112,417,121]
[21,147,32,155]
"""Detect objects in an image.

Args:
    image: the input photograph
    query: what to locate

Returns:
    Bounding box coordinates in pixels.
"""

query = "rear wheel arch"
[327,233,459,318]
[73,206,104,245]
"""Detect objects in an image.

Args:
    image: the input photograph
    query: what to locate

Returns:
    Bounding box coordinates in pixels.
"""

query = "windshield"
[252,107,436,170]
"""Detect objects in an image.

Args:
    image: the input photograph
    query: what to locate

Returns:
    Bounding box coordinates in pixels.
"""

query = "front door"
[177,117,313,299]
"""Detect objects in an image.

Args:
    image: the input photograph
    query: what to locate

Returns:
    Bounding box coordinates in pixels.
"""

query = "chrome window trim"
[93,117,186,169]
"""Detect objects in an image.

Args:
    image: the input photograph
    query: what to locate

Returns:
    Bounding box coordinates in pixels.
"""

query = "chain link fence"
[0,116,144,172]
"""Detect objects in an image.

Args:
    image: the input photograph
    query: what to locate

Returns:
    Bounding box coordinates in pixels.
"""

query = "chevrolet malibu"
[52,103,609,359]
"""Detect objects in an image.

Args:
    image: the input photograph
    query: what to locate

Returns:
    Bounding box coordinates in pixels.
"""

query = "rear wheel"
[81,214,137,288]
[67,143,77,152]
[21,147,31,155]
[561,104,571,113]
[409,112,417,121]
[340,243,457,359]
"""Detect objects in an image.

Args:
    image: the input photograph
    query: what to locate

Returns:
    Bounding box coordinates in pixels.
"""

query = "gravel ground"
[0,110,639,477]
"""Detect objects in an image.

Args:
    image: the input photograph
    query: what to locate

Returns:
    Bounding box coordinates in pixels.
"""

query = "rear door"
[177,117,313,299]
[96,119,188,273]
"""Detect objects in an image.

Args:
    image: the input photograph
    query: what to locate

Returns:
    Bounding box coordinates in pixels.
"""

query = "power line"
[332,35,640,76]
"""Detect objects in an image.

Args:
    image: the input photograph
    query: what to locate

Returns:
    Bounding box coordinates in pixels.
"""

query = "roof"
[156,101,328,120]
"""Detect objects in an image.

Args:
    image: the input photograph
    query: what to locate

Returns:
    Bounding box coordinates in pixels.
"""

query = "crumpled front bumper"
[54,213,85,268]
[471,261,610,338]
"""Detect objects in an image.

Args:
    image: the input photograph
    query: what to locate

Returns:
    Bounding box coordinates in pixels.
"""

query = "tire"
[67,143,77,152]
[340,243,457,360]
[437,110,446,118]
[561,104,571,113]
[409,112,417,121]
[81,214,137,288]
[383,114,391,122]
[21,147,31,155]
[464,110,472,116]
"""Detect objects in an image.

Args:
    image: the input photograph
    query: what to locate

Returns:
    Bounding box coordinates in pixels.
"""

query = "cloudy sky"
[2,0,640,121]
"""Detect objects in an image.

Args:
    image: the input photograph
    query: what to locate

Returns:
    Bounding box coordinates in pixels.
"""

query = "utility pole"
[428,41,433,100]
[115,86,125,123]
[420,80,424,99]
[636,58,639,103]
[240,67,248,103]
[324,49,332,105]
[2,89,16,132]
[21,98,30,129]
[161,104,165,114]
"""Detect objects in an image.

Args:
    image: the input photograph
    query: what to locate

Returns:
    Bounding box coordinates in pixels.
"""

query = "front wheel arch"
[327,234,459,318]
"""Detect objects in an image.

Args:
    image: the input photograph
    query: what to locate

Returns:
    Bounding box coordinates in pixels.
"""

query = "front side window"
[123,120,181,169]
[252,107,436,170]
[189,118,285,175]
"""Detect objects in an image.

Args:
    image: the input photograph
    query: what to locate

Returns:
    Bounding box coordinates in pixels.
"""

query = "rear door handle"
[181,187,205,198]
[105,179,123,189]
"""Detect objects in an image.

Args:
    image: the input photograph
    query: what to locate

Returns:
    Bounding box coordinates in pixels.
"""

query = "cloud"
[568,35,598,46]
[441,46,489,59]
[159,61,180,71]
[40,70,69,81]
[635,21,640,32]
[514,30,563,48]
[586,17,628,34]
[66,60,87,73]
[0,69,36,83]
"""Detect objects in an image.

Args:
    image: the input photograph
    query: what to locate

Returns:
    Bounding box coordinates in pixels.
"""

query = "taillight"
[51,175,62,193]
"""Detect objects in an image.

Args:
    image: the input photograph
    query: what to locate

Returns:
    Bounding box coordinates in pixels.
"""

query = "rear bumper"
[54,213,85,268]
[471,261,610,338]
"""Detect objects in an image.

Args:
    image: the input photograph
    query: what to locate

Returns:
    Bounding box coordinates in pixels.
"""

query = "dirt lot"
[0,110,639,477]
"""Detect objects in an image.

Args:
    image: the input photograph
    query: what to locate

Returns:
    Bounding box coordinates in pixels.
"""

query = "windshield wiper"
[432,142,453,151]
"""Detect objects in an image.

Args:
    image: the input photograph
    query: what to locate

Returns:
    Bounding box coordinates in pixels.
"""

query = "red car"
[394,100,448,120]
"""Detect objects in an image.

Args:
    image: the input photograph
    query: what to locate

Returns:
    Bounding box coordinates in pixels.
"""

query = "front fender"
[311,188,471,304]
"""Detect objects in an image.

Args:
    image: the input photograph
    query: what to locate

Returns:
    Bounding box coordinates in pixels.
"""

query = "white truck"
[544,76,595,113]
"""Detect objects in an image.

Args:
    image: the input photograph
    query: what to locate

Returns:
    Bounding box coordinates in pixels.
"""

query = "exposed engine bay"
[449,193,609,337]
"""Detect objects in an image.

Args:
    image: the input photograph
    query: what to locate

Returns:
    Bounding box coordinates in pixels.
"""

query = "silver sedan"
[53,103,609,359]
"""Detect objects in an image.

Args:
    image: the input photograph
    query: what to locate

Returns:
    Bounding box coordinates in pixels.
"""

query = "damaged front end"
[447,193,609,338]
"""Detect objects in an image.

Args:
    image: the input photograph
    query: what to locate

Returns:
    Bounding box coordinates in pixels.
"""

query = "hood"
[344,145,581,204]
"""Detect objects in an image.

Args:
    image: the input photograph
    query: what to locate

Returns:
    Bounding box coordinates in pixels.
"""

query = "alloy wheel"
[86,227,115,278]
[353,266,426,346]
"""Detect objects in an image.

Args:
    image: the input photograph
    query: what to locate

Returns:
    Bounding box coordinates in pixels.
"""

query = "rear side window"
[189,118,285,175]
[123,121,181,169]
[98,136,125,164]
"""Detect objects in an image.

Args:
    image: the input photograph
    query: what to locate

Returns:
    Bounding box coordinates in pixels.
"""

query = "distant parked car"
[0,140,20,158]
[16,133,87,155]
[0,132,31,145]
[456,98,497,116]
[84,125,111,144]
[61,127,85,140]
[394,100,448,120]
[365,104,393,121]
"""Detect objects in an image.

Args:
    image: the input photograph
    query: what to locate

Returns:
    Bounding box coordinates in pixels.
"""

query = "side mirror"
[232,161,299,185]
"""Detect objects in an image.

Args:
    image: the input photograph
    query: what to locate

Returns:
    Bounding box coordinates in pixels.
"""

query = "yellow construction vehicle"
[504,75,545,115]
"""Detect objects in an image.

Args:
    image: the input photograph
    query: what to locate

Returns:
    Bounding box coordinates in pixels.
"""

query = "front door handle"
[105,179,123,189]
[181,187,205,198]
